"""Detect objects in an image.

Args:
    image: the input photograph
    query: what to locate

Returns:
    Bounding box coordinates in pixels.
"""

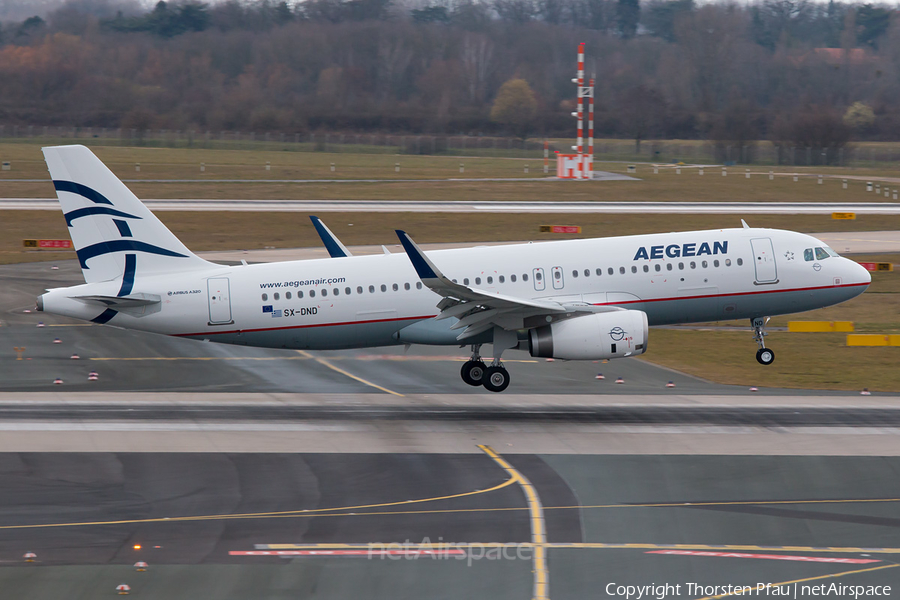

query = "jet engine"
[528,310,648,360]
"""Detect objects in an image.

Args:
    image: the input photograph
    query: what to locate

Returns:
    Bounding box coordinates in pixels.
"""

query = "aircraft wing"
[396,231,612,340]
[310,216,352,258]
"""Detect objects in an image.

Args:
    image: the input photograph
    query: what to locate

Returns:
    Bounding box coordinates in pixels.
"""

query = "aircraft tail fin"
[42,145,214,285]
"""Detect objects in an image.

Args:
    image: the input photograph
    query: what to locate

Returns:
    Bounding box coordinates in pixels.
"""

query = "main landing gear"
[752,317,775,365]
[460,343,511,393]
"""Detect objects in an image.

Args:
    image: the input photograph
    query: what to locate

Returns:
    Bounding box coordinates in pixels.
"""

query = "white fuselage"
[40,227,871,351]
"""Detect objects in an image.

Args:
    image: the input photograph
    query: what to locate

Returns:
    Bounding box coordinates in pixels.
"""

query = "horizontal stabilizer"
[74,293,161,308]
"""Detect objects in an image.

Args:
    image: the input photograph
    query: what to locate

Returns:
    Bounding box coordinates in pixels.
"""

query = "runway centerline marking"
[0,471,517,531]
[693,564,900,600]
[296,350,404,396]
[258,541,900,555]
[646,550,880,563]
[3,494,898,535]
[480,444,549,600]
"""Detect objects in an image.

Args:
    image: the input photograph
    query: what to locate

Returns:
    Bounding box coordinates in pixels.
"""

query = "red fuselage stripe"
[175,314,438,338]
[591,281,868,306]
[175,282,868,338]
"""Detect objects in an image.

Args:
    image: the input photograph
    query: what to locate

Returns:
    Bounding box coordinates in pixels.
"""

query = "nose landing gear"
[752,317,775,365]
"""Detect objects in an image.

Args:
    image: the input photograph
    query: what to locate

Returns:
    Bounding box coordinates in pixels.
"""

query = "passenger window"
[369,285,375,293]
[815,247,830,260]
[274,293,280,300]
[357,286,363,294]
[286,292,292,299]
[511,274,516,282]
[392,283,399,291]
[678,262,684,270]
[655,264,661,272]
[475,277,482,284]
[534,273,540,281]
[725,259,731,266]
[702,260,708,268]
[464,278,469,285]
[404,283,410,290]
[690,261,696,269]
[523,273,529,282]
[261,293,268,301]
[310,290,316,298]
[608,267,614,275]
[631,266,637,273]
[596,268,602,276]
[584,269,590,277]
[380,284,387,292]
[619,267,625,274]
[643,265,649,273]
[714,260,719,267]
[572,270,578,278]
[298,291,303,298]
[737,258,744,266]
[321,289,327,297]
[416,282,422,289]
[804,248,814,261]
[487,276,493,284]
[333,288,339,296]
[346,287,351,295]
[666,264,672,271]
[554,271,561,279]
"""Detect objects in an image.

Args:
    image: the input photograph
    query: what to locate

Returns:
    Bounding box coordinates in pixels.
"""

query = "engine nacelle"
[528,310,648,360]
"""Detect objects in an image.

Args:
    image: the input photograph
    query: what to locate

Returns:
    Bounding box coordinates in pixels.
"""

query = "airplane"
[36,145,871,392]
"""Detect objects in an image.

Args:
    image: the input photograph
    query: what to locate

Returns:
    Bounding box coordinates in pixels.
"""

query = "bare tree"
[459,32,493,104]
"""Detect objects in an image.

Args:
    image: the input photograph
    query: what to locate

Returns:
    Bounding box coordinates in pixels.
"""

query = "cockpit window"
[825,247,839,257]
[803,248,814,261]
[815,247,830,260]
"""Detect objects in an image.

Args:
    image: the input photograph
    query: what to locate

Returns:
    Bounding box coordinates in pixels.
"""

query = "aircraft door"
[551,266,564,290]
[533,268,545,291]
[207,277,234,325]
[750,238,778,284]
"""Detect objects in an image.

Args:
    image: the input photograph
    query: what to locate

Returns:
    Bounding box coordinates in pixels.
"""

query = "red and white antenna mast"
[571,43,594,180]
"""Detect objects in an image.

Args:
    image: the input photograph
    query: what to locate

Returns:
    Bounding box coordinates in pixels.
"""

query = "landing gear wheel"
[483,366,510,393]
[756,348,775,365]
[461,360,486,386]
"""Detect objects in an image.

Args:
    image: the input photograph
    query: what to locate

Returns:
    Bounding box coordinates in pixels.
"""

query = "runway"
[5,198,900,213]
[1,448,899,599]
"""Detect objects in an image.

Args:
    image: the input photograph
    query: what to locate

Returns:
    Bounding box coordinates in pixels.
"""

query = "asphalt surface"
[2,402,900,427]
[2,452,900,599]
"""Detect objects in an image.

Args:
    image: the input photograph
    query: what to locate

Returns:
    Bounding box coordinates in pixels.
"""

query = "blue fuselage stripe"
[91,308,118,324]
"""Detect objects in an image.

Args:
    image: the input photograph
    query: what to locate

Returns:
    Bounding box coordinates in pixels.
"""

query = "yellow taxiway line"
[480,444,549,600]
[296,350,404,396]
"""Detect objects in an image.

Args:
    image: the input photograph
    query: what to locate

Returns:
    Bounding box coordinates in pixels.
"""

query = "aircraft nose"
[849,259,872,286]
